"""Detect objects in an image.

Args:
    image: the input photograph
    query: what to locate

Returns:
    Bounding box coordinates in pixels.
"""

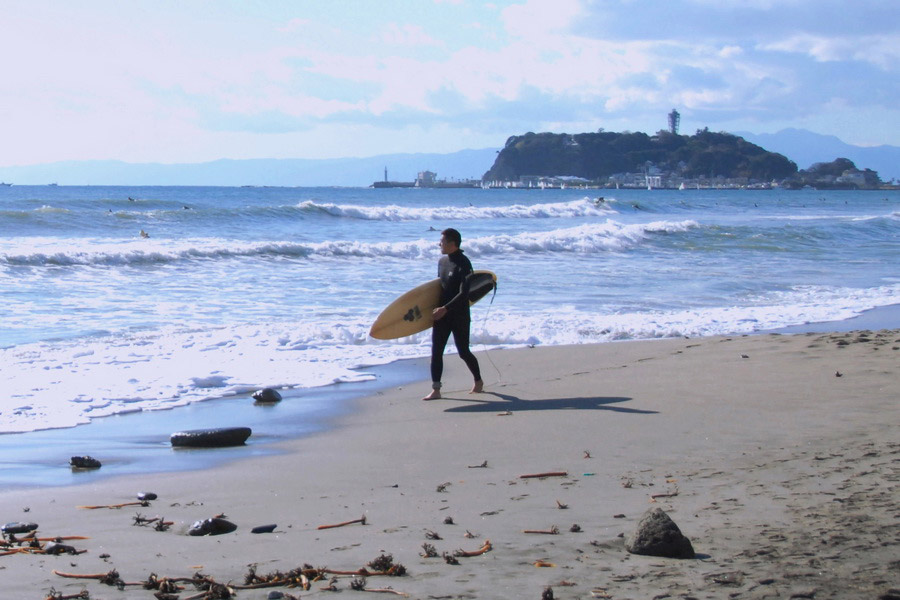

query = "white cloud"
[0,0,897,164]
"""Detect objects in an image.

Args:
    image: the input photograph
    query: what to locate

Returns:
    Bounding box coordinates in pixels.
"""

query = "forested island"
[482,129,886,190]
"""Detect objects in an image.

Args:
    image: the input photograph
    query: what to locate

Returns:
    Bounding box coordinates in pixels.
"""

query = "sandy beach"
[2,331,898,600]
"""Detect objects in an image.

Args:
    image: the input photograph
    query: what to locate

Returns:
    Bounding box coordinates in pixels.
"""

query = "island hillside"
[483,129,797,185]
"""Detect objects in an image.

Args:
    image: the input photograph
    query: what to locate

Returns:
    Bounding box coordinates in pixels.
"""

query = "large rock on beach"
[625,507,695,558]
[253,388,282,403]
[70,455,101,469]
[188,517,238,536]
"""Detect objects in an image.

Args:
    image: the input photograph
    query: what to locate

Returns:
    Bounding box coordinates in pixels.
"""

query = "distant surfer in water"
[422,228,484,401]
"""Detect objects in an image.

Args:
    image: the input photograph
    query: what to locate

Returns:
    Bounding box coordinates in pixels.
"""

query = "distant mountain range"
[736,129,900,181]
[0,149,498,188]
[0,129,895,186]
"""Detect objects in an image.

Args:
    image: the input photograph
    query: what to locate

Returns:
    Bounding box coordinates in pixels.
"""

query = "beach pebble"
[70,455,102,469]
[2,522,39,535]
[188,517,237,536]
[625,507,695,558]
[251,524,277,534]
[253,388,282,403]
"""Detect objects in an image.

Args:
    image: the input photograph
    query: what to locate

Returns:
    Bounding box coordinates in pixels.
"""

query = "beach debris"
[556,500,569,509]
[443,516,454,525]
[543,586,554,599]
[533,560,555,568]
[188,516,237,536]
[584,450,592,458]
[569,524,582,533]
[240,564,314,590]
[79,500,150,510]
[425,529,442,540]
[520,471,568,479]
[253,388,282,403]
[468,460,489,468]
[317,514,366,530]
[137,492,158,501]
[70,456,102,469]
[625,507,695,559]
[251,523,277,534]
[421,543,439,558]
[53,569,126,586]
[650,484,680,501]
[453,540,492,557]
[524,526,560,535]
[442,552,460,565]
[132,514,173,530]
[46,591,90,600]
[436,481,451,492]
[43,589,90,600]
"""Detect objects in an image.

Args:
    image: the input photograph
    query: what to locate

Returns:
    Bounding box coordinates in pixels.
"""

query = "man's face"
[439,234,456,255]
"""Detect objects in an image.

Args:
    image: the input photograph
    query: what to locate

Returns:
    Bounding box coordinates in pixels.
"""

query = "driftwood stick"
[453,540,492,557]
[650,486,680,500]
[317,515,367,530]
[362,588,409,596]
[523,526,560,535]
[520,471,568,479]
[322,566,404,577]
[79,501,148,510]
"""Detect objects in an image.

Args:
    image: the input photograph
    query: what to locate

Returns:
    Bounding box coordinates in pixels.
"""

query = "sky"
[2,0,898,166]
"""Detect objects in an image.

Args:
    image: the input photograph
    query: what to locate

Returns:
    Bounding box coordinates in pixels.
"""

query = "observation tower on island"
[668,108,681,135]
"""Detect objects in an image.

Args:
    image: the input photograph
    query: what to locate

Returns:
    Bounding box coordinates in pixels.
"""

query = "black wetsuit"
[430,249,481,388]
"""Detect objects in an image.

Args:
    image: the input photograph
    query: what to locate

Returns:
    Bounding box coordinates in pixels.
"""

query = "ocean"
[1,186,897,474]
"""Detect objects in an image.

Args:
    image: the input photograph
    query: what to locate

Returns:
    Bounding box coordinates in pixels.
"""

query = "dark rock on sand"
[170,427,252,448]
[137,492,158,501]
[251,524,277,534]
[43,541,77,555]
[70,456,102,469]
[2,522,39,535]
[188,517,238,536]
[625,507,695,558]
[253,388,282,403]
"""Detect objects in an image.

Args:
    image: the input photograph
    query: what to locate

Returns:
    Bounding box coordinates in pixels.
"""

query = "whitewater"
[1,186,897,434]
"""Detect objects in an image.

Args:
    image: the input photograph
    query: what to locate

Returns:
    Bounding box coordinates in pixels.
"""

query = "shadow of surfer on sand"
[441,391,657,415]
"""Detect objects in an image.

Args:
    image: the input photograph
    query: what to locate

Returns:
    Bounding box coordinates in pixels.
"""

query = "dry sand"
[2,331,898,599]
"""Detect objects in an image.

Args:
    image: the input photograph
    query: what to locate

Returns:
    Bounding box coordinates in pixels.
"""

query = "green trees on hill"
[483,129,798,183]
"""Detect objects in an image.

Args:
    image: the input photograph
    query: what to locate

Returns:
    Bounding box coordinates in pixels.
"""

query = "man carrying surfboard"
[422,228,484,401]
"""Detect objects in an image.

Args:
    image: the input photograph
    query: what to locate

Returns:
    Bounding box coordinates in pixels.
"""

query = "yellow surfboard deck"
[369,270,497,340]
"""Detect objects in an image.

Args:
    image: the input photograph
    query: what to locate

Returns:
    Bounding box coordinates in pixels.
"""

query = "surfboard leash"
[477,280,503,385]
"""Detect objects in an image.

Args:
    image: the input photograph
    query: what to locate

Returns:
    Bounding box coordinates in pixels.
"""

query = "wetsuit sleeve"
[442,257,474,314]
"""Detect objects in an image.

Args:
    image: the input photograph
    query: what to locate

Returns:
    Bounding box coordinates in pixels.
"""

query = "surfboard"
[369,270,497,340]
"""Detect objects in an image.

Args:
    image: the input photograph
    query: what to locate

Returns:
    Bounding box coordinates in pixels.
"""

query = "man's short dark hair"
[442,228,461,247]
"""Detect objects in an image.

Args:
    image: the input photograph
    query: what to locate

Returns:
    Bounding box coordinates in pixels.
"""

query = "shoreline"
[2,302,899,489]
[1,329,897,598]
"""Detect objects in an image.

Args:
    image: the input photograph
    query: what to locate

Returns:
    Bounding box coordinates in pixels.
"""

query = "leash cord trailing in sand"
[477,279,503,385]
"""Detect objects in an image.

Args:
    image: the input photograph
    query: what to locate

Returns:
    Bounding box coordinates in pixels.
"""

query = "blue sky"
[3,0,898,165]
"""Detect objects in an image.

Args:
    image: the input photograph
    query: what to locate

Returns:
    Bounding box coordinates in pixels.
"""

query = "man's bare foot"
[470,379,484,394]
[422,389,441,401]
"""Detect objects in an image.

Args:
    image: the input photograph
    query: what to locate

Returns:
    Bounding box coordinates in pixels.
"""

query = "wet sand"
[2,331,898,599]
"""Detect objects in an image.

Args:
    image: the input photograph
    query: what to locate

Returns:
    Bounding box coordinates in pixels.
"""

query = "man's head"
[440,228,461,254]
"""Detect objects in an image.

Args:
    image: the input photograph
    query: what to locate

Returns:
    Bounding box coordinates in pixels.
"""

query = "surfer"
[423,228,484,401]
